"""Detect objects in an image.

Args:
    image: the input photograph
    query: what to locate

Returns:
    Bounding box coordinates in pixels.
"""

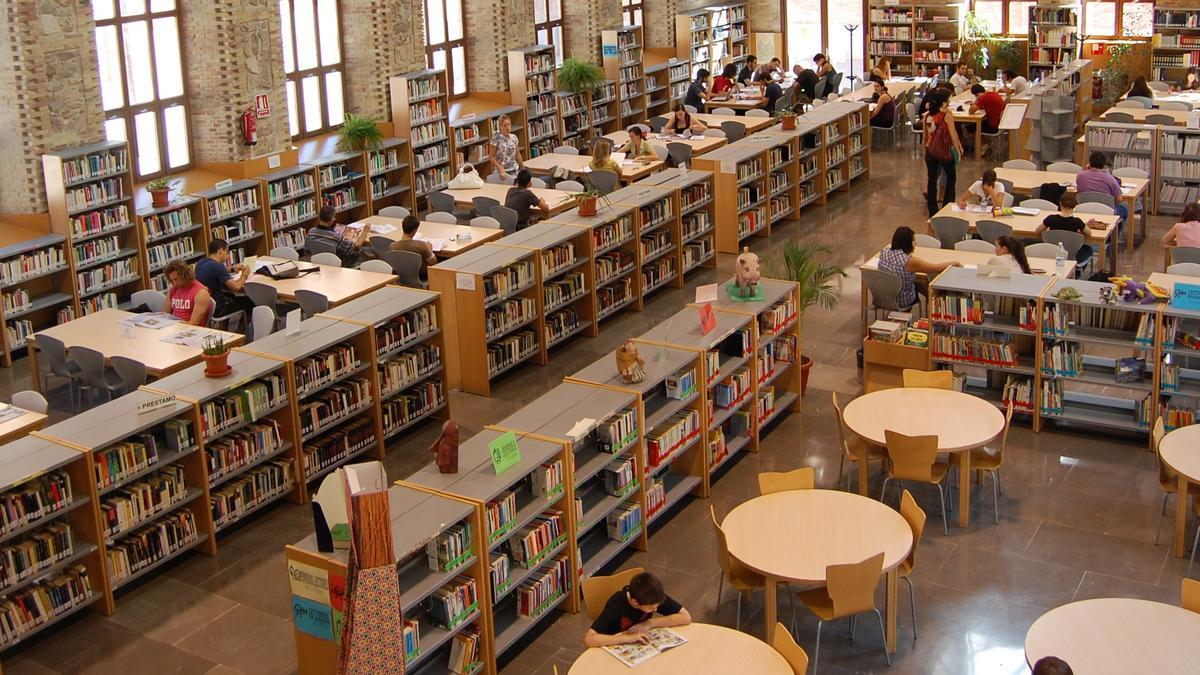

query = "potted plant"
[145,175,178,208]
[774,105,799,131]
[336,114,384,153]
[201,335,232,377]
[568,178,610,217]
[557,56,605,95]
[765,240,847,395]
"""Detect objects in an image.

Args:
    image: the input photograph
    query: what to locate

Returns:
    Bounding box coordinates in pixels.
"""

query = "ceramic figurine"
[734,246,761,297]
[431,420,460,474]
[615,340,646,384]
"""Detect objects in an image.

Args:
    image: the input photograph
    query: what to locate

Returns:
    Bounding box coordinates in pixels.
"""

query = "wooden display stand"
[862,338,931,392]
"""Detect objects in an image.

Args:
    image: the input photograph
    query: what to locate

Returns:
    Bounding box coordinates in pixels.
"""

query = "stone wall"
[341,0,427,120]
[464,0,536,91]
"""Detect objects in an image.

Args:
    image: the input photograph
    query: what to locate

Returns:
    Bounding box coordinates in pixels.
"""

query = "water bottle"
[1055,242,1066,270]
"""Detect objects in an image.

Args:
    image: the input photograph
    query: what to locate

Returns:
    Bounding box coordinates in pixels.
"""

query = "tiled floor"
[1,141,1188,674]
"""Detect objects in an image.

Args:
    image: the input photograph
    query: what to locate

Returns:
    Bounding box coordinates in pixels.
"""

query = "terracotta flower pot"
[799,354,813,396]
[149,188,171,208]
[202,352,231,378]
[781,114,797,131]
[577,195,598,217]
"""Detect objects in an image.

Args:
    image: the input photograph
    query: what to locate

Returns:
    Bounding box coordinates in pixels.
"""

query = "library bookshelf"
[640,169,717,276]
[1152,8,1200,83]
[675,3,750,79]
[194,179,270,268]
[286,484,487,675]
[869,3,915,77]
[805,101,872,191]
[42,140,141,318]
[451,105,525,174]
[391,69,452,208]
[1028,3,1081,82]
[867,2,963,79]
[495,223,598,357]
[545,203,640,326]
[0,220,72,366]
[645,59,693,119]
[310,152,371,225]
[509,46,561,158]
[1157,126,1200,214]
[607,183,685,305]
[367,137,415,215]
[557,88,593,153]
[137,195,206,293]
[428,244,543,397]
[590,80,621,139]
[603,26,648,128]
[257,164,320,252]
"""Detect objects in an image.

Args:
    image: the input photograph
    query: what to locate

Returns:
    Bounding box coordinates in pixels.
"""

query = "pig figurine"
[615,340,646,384]
[430,420,460,474]
[735,247,761,297]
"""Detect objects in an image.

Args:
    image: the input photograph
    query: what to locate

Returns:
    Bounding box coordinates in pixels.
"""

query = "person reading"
[195,239,254,320]
[584,572,692,647]
[870,56,892,84]
[969,83,1006,157]
[589,139,620,173]
[869,81,895,128]
[878,226,959,309]
[620,126,657,163]
[164,260,213,326]
[1074,151,1129,221]
[663,104,707,136]
[306,205,368,267]
[504,170,549,230]
[989,236,1032,273]
[737,56,758,87]
[949,63,971,93]
[1002,69,1030,95]
[1163,202,1200,248]
[712,64,738,95]
[957,169,1007,208]
[1035,192,1100,265]
[388,215,438,278]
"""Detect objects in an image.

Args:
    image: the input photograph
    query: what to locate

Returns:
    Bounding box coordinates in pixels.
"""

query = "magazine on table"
[159,326,223,348]
[602,627,688,667]
[120,313,180,330]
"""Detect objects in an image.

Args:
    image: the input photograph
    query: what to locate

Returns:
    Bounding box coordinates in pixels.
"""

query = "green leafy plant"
[764,240,847,315]
[1100,43,1135,107]
[201,335,229,356]
[557,56,605,94]
[961,12,1024,79]
[773,105,798,119]
[336,114,384,152]
[146,175,178,192]
[567,177,613,210]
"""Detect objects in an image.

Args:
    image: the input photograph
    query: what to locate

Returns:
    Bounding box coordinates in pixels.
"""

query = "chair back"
[746,108,770,118]
[109,356,146,391]
[1041,230,1085,258]
[305,237,338,255]
[1160,101,1191,111]
[831,391,862,463]
[1003,159,1037,170]
[1146,113,1177,125]
[369,236,393,258]
[427,191,456,213]
[1149,80,1171,92]
[905,103,920,130]
[1026,242,1062,259]
[902,369,953,389]
[311,252,343,266]
[665,143,694,168]
[712,107,736,115]
[914,233,941,248]
[771,623,810,675]
[1114,98,1150,108]
[899,490,927,572]
[37,335,74,378]
[885,429,943,482]
[130,289,166,312]
[1019,198,1057,210]
[826,552,885,618]
[383,250,425,287]
[71,346,110,392]
[555,180,584,192]
[582,567,645,620]
[1104,111,1135,123]
[1046,161,1081,174]
[295,290,329,318]
[651,144,669,161]
[589,170,619,195]
[553,145,579,155]
[490,206,520,234]
[358,259,393,274]
[471,215,501,229]
[1113,166,1149,179]
[814,79,827,99]
[486,172,515,185]
[472,196,500,215]
[930,216,969,248]
[251,305,276,341]
[1074,202,1113,216]
[705,128,726,138]
[243,281,279,309]
[648,115,669,132]
[270,246,300,261]
[1076,191,1115,208]
[1170,246,1200,265]
[1167,262,1200,277]
[531,177,549,189]
[721,121,746,141]
[862,268,908,311]
[999,192,1014,208]
[758,468,816,494]
[378,205,410,218]
[683,104,698,113]
[955,239,995,253]
[1184,578,1200,614]
[12,390,48,414]
[976,219,1013,243]
[996,402,1014,457]
[426,212,459,224]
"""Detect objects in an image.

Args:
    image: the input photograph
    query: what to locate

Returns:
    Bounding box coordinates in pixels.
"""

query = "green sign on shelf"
[489,430,522,475]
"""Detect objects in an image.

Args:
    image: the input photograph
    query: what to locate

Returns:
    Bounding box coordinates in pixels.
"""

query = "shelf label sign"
[292,595,334,641]
[255,93,271,118]
[489,430,522,475]
[288,560,331,604]
[214,178,234,190]
[602,44,618,57]
[136,394,176,415]
[1173,283,1200,311]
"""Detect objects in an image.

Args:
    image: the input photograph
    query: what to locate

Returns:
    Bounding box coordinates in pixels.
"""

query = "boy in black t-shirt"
[584,572,692,647]
[1034,192,1100,265]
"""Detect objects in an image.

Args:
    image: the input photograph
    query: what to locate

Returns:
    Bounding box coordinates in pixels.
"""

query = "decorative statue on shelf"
[615,340,646,384]
[431,420,460,474]
[734,246,761,297]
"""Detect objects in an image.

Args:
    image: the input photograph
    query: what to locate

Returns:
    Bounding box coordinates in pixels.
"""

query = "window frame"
[279,0,347,140]
[1082,0,1118,38]
[425,0,469,98]
[93,0,193,182]
[534,0,565,67]
[622,0,643,27]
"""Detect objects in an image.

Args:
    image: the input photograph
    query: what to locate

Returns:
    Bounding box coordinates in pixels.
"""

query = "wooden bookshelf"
[257,164,319,252]
[509,46,561,158]
[590,81,621,138]
[428,244,542,396]
[558,89,593,153]
[641,169,717,277]
[644,58,692,119]
[496,223,598,356]
[367,137,415,215]
[391,69,451,207]
[1156,126,1200,214]
[675,4,749,79]
[869,3,916,77]
[1152,8,1200,83]
[545,204,639,325]
[191,179,268,268]
[766,119,831,211]
[692,144,770,253]
[603,26,648,126]
[42,140,140,317]
[137,196,206,294]
[1028,3,1080,81]
[0,222,72,365]
[607,183,683,305]
[739,131,805,231]
[310,152,370,225]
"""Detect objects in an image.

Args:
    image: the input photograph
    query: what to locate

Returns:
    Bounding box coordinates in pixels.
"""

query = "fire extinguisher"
[241,109,258,146]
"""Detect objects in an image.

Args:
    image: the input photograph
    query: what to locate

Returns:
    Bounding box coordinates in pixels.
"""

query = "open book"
[602,627,688,667]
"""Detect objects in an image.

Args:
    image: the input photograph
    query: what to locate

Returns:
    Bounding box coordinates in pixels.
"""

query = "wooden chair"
[710,505,767,630]
[898,490,926,641]
[832,392,888,493]
[1184,578,1200,613]
[967,402,1012,524]
[1154,417,1200,545]
[882,430,951,535]
[758,467,816,494]
[902,368,953,389]
[771,622,810,674]
[581,567,644,620]
[795,552,890,670]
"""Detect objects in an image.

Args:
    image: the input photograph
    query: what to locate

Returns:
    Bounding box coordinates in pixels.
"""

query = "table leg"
[764,574,778,643]
[958,451,971,528]
[859,457,870,497]
[885,568,898,652]
[28,341,41,394]
[1176,474,1189,558]
[861,276,868,340]
[974,121,982,160]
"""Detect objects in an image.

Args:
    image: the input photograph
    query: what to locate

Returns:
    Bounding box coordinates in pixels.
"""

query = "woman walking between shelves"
[922,90,963,217]
[488,114,523,182]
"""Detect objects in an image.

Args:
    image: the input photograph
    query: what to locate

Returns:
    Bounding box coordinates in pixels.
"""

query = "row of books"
[66,178,124,213]
[485,491,519,544]
[411,98,444,125]
[94,420,194,491]
[69,204,130,240]
[596,251,635,286]
[641,229,672,261]
[210,460,294,529]
[489,552,510,602]
[1159,183,1200,206]
[270,198,317,230]
[76,258,138,294]
[414,144,450,171]
[0,246,67,286]
[403,618,420,661]
[485,297,537,342]
[0,564,92,647]
[300,418,375,479]
[597,278,634,319]
[1163,403,1197,430]
[1041,341,1084,377]
[146,237,196,272]
[607,503,642,543]
[737,207,767,239]
[297,377,373,440]
[318,163,357,188]
[379,303,439,355]
[932,334,1019,367]
[646,479,667,520]
[294,343,359,397]
[708,428,729,467]
[448,626,482,674]
[683,210,712,241]
[483,260,536,303]
[208,188,258,221]
[380,344,441,396]
[641,256,676,292]
[530,460,564,500]
[681,182,711,212]
[267,173,314,203]
[406,77,442,101]
[647,410,701,467]
[100,465,190,538]
[427,522,472,573]
[713,367,753,410]
[542,243,576,277]
[546,308,582,346]
[61,150,127,185]
[0,520,73,592]
[1163,317,1200,351]
[515,556,570,620]
[107,509,198,583]
[597,407,638,453]
[682,237,714,271]
[369,149,402,176]
[602,458,636,496]
[1042,303,1152,342]
[412,121,449,147]
[381,380,445,435]
[507,510,565,568]
[72,234,125,269]
[323,187,362,211]
[1001,375,1037,411]
[932,293,1036,329]
[593,216,634,253]
[142,206,195,241]
[1088,127,1153,152]
[428,575,478,629]
[205,421,284,484]
[871,26,912,39]
[544,272,587,313]
[200,375,287,439]
[487,330,538,377]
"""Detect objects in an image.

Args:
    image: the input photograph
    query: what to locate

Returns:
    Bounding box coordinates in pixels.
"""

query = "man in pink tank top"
[164,259,212,326]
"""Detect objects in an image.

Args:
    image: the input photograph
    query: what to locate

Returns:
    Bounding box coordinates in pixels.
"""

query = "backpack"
[924,112,952,162]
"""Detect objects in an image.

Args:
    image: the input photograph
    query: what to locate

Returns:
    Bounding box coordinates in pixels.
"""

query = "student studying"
[388,215,438,277]
[1035,192,1099,265]
[620,126,658,163]
[164,259,213,326]
[584,572,692,647]
[664,103,707,136]
[195,239,254,320]
[307,205,369,267]
[504,169,550,229]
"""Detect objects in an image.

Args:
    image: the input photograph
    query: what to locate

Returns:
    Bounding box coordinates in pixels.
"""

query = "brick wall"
[564,0,624,65]
[643,0,680,50]
[341,0,427,120]
[464,0,536,91]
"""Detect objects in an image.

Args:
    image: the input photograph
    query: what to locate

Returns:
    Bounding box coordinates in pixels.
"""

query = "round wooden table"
[842,387,1005,527]
[1158,425,1200,557]
[1025,598,1200,671]
[721,490,913,652]
[568,623,792,674]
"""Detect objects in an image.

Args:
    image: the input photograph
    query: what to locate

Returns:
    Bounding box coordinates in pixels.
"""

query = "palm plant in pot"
[557,56,605,95]
[568,178,611,217]
[774,105,800,131]
[336,114,384,153]
[145,175,179,208]
[201,335,232,377]
[765,239,846,395]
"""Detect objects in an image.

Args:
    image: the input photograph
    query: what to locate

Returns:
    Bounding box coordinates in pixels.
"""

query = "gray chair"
[427,190,457,213]
[358,259,393,274]
[1075,202,1114,216]
[745,109,770,118]
[1160,101,1192,111]
[384,250,426,288]
[1113,167,1149,179]
[553,145,580,155]
[472,196,500,216]
[485,172,513,185]
[1003,159,1037,170]
[996,178,1015,194]
[1042,230,1090,273]
[555,180,584,192]
[369,235,393,258]
[1047,161,1082,174]
[863,268,917,324]
[712,107,737,115]
[1168,262,1200,277]
[930,216,970,249]
[251,305,276,341]
[531,177,549,188]
[427,212,459,224]
[683,104,698,114]
[905,103,923,147]
[1171,246,1200,265]
[270,246,300,260]
[305,237,338,255]
[647,115,669,132]
[490,206,520,234]
[243,281,280,312]
[980,125,1008,161]
[1127,96,1155,108]
[311,252,342,266]
[295,290,329,319]
[130,289,166,312]
[915,233,942,248]
[721,121,746,142]
[704,128,726,137]
[1150,80,1171,92]
[109,356,147,393]
[976,219,1013,244]
[1020,198,1058,211]
[12,390,48,414]
[589,170,619,195]
[72,347,123,404]
[666,143,693,168]
[34,335,82,411]
[814,79,827,100]
[1104,111,1135,123]
[1114,98,1150,109]
[1146,113,1176,125]
[955,239,995,253]
[378,205,410,218]
[470,215,501,228]
[1026,242,1062,259]
[632,124,651,135]
[651,144,669,162]
[998,192,1015,208]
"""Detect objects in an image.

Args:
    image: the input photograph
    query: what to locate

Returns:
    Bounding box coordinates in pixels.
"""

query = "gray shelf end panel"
[638,305,751,350]
[148,351,286,402]
[246,316,366,361]
[320,286,438,326]
[0,436,85,492]
[494,222,587,250]
[38,388,195,451]
[568,344,698,396]
[931,266,1056,299]
[404,430,564,503]
[493,382,635,439]
[641,169,713,190]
